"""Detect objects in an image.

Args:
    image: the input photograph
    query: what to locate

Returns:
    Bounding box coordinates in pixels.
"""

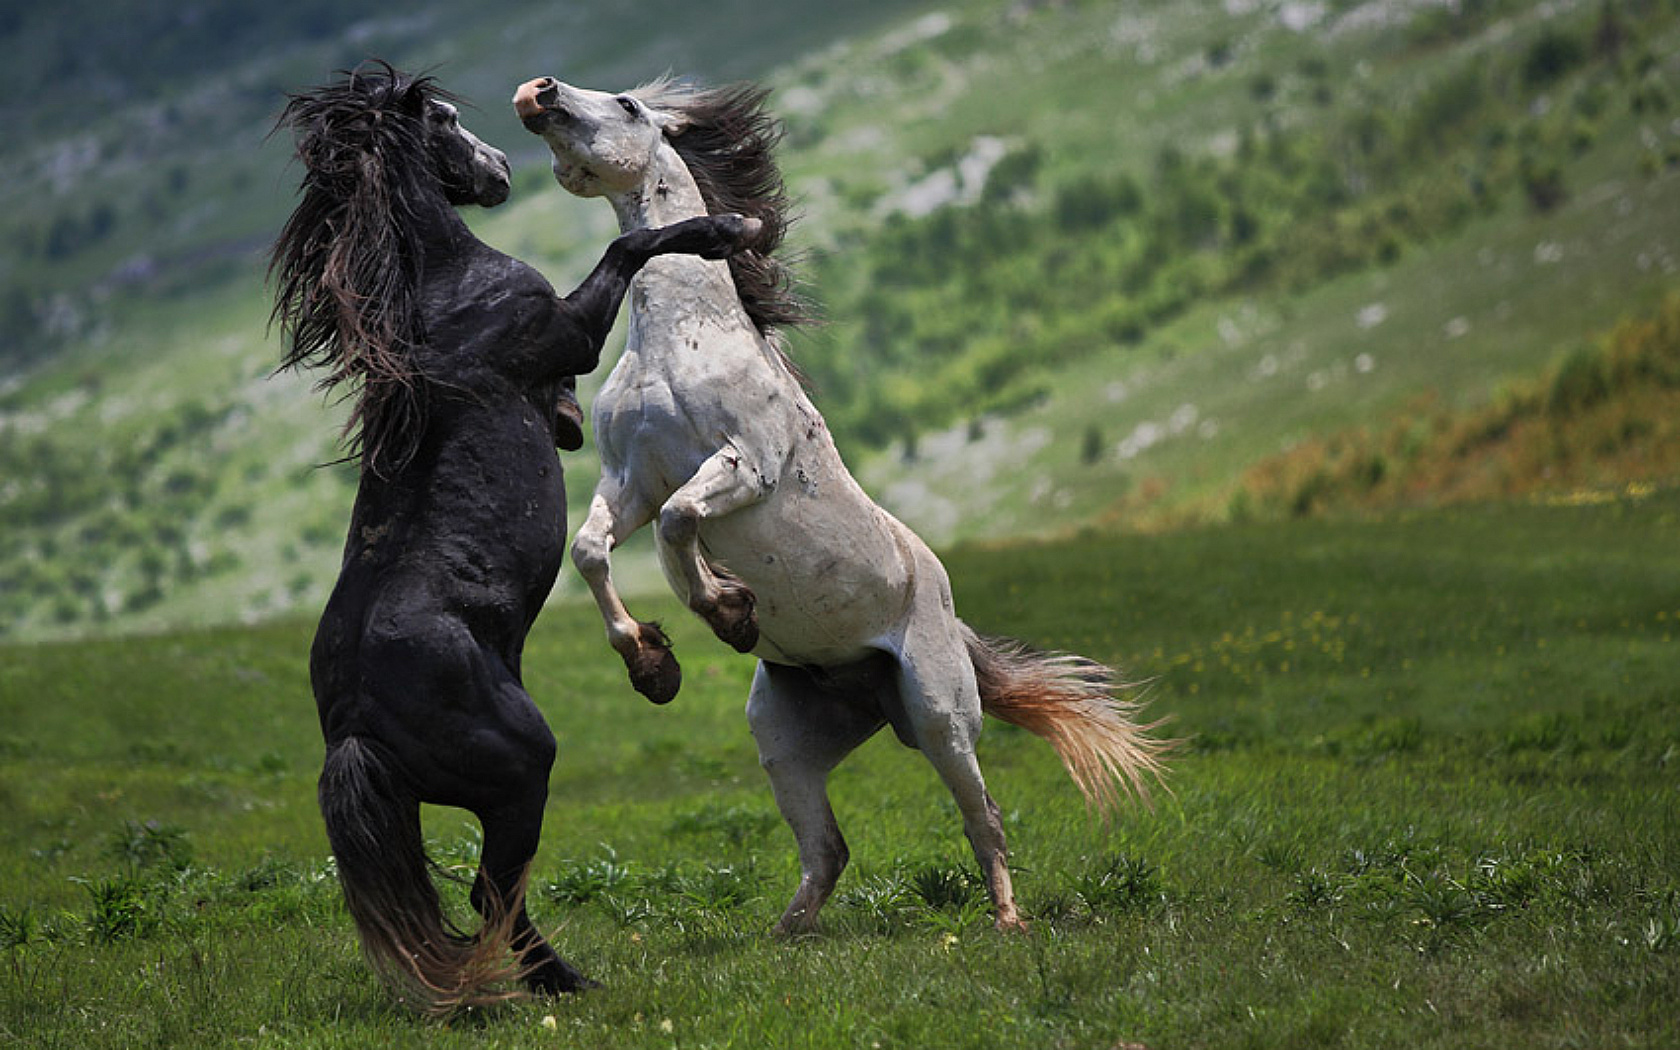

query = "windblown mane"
[632,78,811,336]
[269,61,460,476]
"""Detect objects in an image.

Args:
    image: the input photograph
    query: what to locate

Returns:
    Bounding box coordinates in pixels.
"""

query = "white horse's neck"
[609,144,710,231]
[605,143,765,372]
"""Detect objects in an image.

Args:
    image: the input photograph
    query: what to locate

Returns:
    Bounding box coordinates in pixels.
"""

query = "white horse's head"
[513,76,685,198]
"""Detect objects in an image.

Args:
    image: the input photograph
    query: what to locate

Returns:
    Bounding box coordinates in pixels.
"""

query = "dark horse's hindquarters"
[270,63,755,1010]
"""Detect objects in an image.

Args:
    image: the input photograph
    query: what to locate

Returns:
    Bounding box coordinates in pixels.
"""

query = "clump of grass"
[837,874,918,933]
[1079,854,1163,915]
[910,862,981,911]
[79,874,161,944]
[544,847,637,906]
[1287,868,1346,913]
[0,906,38,949]
[105,819,192,873]
[1643,897,1680,953]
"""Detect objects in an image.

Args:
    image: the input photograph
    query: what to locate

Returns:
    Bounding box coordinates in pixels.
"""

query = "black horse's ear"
[397,82,428,118]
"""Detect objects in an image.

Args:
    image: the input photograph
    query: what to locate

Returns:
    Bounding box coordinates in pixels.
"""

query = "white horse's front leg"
[657,446,768,654]
[572,485,682,704]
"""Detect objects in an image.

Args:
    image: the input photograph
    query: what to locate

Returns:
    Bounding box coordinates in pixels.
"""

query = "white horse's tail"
[963,625,1172,814]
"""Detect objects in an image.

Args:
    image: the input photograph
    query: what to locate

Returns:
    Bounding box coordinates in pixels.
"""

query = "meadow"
[3,491,1676,1048]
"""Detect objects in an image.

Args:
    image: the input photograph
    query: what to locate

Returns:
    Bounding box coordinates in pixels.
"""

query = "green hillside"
[4,0,1680,639]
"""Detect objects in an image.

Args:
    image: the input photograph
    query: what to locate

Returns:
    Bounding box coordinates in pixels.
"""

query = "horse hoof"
[526,957,600,996]
[718,616,759,655]
[771,917,818,939]
[711,588,759,654]
[629,645,681,705]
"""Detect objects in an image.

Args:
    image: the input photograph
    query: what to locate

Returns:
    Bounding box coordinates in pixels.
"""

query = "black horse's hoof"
[526,957,600,997]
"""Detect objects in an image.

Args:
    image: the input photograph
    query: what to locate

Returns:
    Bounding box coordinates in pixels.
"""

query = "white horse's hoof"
[626,626,681,704]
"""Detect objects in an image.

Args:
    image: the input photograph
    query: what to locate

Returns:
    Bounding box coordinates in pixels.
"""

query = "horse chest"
[596,334,776,478]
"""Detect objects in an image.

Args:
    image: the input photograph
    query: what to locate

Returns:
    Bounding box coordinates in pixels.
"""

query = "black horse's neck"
[409,189,481,259]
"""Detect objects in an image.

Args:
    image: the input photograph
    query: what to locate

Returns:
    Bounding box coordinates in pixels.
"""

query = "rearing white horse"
[515,76,1170,933]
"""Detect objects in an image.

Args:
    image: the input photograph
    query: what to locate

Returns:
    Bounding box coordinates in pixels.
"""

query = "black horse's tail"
[318,737,524,1013]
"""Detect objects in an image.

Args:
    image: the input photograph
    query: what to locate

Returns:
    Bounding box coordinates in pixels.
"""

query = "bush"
[1547,346,1610,417]
[1521,27,1587,89]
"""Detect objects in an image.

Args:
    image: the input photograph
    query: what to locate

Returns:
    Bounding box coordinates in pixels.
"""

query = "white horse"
[515,76,1169,933]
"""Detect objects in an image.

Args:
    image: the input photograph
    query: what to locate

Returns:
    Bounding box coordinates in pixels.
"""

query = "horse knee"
[657,499,699,550]
[571,529,609,581]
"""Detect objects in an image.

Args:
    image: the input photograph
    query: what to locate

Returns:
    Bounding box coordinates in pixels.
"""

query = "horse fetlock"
[993,908,1030,935]
[772,903,821,938]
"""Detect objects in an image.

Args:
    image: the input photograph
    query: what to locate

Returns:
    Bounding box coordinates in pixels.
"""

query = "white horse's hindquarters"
[673,492,916,667]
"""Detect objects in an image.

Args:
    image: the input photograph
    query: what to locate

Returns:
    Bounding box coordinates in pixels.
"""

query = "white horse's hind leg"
[893,582,1028,932]
[747,661,884,936]
[657,446,766,653]
[572,484,682,703]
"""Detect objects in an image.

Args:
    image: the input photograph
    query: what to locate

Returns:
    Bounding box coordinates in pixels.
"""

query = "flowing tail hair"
[964,625,1174,814]
[318,737,529,1014]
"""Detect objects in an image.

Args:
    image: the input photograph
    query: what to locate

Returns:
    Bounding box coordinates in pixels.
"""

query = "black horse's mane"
[633,79,811,336]
[269,61,461,476]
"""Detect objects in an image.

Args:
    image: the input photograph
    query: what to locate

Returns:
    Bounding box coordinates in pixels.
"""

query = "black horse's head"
[270,62,511,476]
[286,61,511,209]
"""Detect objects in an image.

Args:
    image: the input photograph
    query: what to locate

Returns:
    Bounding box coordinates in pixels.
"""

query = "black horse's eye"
[615,96,639,117]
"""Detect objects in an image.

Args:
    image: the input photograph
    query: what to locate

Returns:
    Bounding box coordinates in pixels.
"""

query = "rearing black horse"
[269,62,756,1011]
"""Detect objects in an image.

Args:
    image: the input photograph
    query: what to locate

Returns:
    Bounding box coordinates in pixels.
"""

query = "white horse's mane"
[627,75,810,337]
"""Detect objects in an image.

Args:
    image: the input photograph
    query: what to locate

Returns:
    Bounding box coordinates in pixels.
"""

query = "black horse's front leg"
[629,213,762,262]
[561,214,760,348]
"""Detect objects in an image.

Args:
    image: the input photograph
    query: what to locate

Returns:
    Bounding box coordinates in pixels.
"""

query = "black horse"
[269,63,757,1011]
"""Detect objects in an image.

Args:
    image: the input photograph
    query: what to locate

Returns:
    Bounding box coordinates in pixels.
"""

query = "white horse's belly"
[679,490,912,666]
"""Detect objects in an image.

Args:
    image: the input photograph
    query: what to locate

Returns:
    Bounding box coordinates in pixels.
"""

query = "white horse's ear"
[653,109,690,137]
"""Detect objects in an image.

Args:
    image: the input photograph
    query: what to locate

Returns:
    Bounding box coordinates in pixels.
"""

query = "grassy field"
[3,491,1677,1048]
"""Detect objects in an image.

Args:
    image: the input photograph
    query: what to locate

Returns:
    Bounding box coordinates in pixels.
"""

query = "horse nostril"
[514,77,562,122]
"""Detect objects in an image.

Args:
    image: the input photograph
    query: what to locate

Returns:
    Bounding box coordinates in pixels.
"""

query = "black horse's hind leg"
[470,792,597,995]
[454,680,595,996]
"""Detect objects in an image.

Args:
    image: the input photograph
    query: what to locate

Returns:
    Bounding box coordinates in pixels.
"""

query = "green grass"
[4,493,1677,1048]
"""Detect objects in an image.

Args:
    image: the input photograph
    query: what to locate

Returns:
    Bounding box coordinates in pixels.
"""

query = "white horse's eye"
[615,96,639,117]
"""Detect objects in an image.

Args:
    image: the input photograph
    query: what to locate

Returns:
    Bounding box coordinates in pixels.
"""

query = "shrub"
[1521,27,1587,89]
[1079,853,1162,913]
[1547,346,1610,417]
